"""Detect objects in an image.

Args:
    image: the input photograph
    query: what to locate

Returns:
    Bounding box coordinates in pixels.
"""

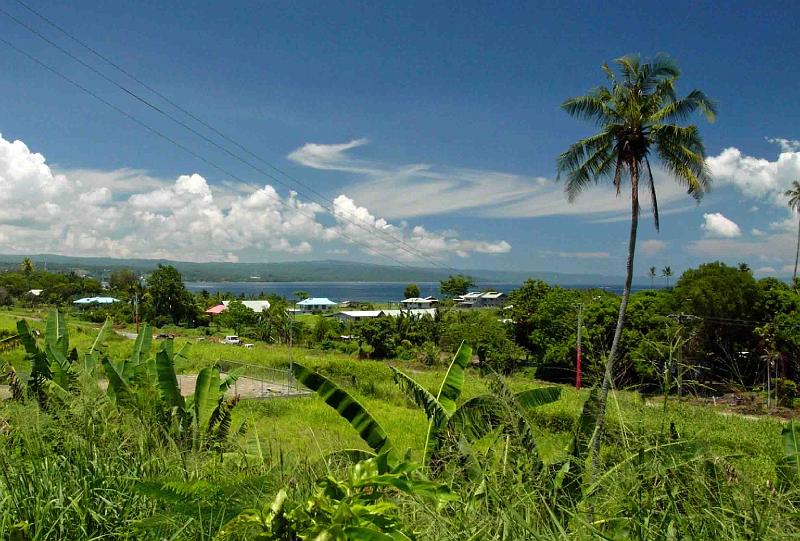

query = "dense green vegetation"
[2,308,800,539]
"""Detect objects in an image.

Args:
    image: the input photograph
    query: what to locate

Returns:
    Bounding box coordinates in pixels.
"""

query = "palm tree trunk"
[590,162,639,477]
[794,216,800,284]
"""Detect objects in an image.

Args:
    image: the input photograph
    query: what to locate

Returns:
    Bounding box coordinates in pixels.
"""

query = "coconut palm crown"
[557,53,716,472]
[785,180,800,282]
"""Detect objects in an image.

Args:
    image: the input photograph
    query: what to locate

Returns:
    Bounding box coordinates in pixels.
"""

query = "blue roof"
[297,297,337,305]
[74,296,120,304]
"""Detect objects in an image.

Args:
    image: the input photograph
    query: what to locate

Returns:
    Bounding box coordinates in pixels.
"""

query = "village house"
[296,297,338,313]
[454,291,505,308]
[205,300,271,314]
[399,296,439,309]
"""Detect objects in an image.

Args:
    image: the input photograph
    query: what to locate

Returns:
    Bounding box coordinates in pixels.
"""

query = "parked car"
[222,335,241,345]
[244,343,254,349]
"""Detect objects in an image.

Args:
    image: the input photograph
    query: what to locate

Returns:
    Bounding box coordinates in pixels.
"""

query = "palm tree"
[557,53,715,472]
[20,257,34,277]
[648,266,657,288]
[661,265,673,287]
[785,180,800,283]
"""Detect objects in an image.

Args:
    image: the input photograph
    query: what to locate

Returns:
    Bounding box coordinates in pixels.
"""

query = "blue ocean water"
[185,281,646,302]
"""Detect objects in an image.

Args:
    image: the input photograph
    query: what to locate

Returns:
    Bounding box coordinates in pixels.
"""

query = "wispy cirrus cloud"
[287,138,694,220]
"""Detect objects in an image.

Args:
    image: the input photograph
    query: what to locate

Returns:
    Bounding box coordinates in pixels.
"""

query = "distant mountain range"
[0,254,649,287]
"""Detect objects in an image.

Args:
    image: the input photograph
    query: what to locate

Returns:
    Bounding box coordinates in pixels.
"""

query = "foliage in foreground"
[2,311,800,539]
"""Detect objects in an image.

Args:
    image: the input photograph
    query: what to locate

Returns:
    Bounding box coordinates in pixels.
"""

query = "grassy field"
[0,307,785,482]
[1,307,795,539]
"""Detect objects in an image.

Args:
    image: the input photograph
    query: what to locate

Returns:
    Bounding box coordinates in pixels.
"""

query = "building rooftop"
[205,303,226,314]
[221,300,271,312]
[297,297,337,306]
[74,296,119,304]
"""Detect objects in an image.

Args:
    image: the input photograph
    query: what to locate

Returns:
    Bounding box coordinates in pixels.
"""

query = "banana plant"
[778,420,800,491]
[222,452,453,540]
[16,309,78,400]
[102,323,154,406]
[391,342,562,469]
[154,340,244,451]
[292,362,392,455]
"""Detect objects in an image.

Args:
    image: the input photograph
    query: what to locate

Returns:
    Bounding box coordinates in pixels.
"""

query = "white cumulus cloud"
[0,133,510,263]
[707,140,800,201]
[331,195,511,261]
[702,213,742,238]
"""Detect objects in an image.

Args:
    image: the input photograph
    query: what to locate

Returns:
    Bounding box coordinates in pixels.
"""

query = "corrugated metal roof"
[297,297,337,306]
[221,300,271,312]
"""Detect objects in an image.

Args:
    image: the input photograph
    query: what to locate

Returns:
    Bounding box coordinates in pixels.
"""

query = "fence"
[214,359,307,398]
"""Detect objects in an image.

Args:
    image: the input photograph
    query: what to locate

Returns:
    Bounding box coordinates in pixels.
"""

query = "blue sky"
[0,1,798,277]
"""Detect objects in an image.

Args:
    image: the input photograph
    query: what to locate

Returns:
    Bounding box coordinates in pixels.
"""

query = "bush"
[777,378,798,408]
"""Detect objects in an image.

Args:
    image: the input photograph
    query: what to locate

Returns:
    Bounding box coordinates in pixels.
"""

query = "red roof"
[205,304,227,314]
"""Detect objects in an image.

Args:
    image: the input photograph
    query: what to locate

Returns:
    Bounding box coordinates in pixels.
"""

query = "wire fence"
[214,359,307,399]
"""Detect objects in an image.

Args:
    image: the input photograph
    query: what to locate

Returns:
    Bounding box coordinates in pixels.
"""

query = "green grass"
[1,308,784,479]
[1,308,794,539]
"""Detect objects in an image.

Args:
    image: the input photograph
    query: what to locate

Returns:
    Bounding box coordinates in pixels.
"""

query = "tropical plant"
[404,283,421,299]
[557,53,715,473]
[662,265,673,287]
[292,362,393,454]
[785,180,800,282]
[223,453,452,540]
[391,343,561,472]
[20,256,34,277]
[648,266,657,288]
[778,420,800,491]
[153,340,244,451]
[440,274,475,298]
[16,309,79,402]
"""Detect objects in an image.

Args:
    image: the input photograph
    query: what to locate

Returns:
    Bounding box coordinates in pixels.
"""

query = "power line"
[4,0,460,272]
[0,34,432,273]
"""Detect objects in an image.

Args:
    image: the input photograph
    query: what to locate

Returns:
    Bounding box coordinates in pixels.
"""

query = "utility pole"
[576,303,583,390]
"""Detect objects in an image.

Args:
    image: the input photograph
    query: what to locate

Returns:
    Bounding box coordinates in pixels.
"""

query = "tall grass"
[1,308,796,539]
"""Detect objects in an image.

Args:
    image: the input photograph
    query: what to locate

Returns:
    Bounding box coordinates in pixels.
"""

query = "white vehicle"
[244,343,254,349]
[222,335,241,345]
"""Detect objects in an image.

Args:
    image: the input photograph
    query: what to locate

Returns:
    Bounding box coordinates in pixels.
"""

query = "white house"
[399,296,439,309]
[296,297,338,313]
[221,300,271,313]
[454,291,505,308]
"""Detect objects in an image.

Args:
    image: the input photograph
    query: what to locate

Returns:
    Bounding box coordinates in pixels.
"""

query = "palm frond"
[652,124,710,197]
[647,53,681,80]
[784,181,800,210]
[652,89,717,123]
[559,135,617,202]
[560,91,617,125]
[615,53,641,82]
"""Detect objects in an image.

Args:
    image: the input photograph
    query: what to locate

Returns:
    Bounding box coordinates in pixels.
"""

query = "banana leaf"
[292,362,391,454]
[155,342,185,410]
[435,342,472,417]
